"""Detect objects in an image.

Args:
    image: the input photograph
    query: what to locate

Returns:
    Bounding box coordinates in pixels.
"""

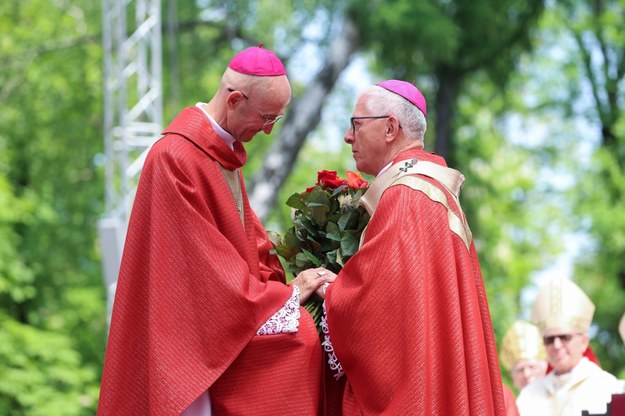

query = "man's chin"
[238,135,254,143]
[240,131,263,142]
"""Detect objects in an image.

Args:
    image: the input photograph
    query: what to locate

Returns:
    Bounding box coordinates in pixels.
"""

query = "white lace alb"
[321,301,345,379]
[256,286,301,335]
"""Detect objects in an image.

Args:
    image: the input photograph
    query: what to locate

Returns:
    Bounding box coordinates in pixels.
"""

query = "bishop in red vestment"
[97,47,330,416]
[321,80,506,415]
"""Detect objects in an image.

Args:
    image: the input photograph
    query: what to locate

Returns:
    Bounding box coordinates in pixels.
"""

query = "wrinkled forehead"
[353,94,373,114]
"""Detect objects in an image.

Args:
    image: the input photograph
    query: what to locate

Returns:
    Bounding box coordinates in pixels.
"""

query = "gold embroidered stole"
[219,164,244,226]
[359,158,472,250]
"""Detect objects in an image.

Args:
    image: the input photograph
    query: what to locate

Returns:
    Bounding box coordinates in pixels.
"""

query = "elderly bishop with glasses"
[315,80,506,415]
[516,276,623,416]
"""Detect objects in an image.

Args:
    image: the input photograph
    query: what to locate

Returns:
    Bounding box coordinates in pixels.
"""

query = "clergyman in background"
[500,320,548,392]
[517,276,623,416]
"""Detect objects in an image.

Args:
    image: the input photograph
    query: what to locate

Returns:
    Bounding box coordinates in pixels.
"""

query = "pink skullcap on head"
[228,45,286,76]
[376,80,427,117]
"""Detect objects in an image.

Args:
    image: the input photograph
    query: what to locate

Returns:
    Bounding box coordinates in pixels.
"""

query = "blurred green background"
[1,0,624,414]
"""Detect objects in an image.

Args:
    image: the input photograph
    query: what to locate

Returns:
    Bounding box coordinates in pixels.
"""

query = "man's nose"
[262,124,274,134]
[344,128,354,143]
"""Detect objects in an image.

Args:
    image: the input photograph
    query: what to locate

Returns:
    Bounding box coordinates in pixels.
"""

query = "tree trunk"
[248,16,360,221]
[433,70,461,164]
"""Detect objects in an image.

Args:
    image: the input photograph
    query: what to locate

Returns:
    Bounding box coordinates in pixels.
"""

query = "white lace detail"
[321,301,345,379]
[256,286,301,335]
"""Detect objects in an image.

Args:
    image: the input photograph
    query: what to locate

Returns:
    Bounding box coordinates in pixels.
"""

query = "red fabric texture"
[97,107,321,415]
[325,149,506,415]
[502,384,520,416]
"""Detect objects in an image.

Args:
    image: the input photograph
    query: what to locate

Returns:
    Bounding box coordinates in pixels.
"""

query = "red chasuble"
[324,149,506,415]
[97,107,322,415]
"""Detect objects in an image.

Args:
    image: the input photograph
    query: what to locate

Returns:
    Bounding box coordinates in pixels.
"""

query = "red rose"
[346,171,368,189]
[317,170,347,189]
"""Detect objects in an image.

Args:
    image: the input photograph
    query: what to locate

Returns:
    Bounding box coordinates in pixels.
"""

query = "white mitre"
[531,276,595,335]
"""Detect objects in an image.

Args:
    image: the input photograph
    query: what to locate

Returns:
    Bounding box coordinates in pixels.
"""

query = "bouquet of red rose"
[272,170,370,333]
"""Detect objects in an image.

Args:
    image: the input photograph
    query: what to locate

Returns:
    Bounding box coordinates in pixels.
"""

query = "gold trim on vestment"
[361,158,465,216]
[219,164,244,226]
[359,158,470,249]
[392,175,473,250]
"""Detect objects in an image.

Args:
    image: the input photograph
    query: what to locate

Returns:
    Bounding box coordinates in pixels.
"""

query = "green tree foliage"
[349,0,545,161]
[453,76,564,337]
[0,313,99,415]
[533,0,625,375]
[1,1,624,414]
[0,0,105,413]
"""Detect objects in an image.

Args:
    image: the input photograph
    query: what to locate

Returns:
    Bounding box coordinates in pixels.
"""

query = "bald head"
[202,68,290,142]
[201,46,291,142]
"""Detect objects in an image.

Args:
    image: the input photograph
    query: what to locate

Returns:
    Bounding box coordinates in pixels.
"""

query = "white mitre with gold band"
[500,320,546,371]
[619,312,625,345]
[531,276,595,334]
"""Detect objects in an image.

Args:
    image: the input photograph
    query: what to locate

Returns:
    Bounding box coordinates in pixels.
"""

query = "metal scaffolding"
[99,0,162,324]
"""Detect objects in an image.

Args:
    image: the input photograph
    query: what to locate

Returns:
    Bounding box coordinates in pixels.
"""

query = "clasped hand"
[290,268,337,304]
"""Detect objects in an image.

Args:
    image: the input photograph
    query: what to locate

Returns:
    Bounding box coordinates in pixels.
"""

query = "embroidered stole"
[359,158,473,250]
[219,164,245,226]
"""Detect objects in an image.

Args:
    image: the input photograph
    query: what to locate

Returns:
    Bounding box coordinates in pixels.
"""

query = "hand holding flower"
[272,170,370,333]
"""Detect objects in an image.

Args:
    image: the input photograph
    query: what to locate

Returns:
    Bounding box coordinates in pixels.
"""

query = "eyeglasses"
[543,333,578,346]
[350,115,402,135]
[228,89,284,127]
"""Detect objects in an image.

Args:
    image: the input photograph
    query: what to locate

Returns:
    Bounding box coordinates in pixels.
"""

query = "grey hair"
[360,85,427,141]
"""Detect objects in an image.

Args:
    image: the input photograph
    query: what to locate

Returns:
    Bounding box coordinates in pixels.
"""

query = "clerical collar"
[554,356,588,377]
[195,102,236,150]
[377,161,393,178]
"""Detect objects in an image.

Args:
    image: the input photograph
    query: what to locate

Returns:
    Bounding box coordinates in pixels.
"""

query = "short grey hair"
[360,85,427,141]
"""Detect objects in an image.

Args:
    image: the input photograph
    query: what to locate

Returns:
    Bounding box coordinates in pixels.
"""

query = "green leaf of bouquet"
[295,227,309,242]
[306,187,331,206]
[359,211,371,226]
[335,248,345,267]
[301,248,322,266]
[301,217,322,237]
[337,210,357,231]
[284,228,302,248]
[340,233,359,257]
[309,204,330,224]
[325,221,341,241]
[320,238,339,253]
[274,244,299,260]
[295,252,312,269]
[352,189,365,204]
[286,193,307,211]
[302,298,324,335]
[265,230,282,247]
[326,250,337,264]
[331,185,347,197]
